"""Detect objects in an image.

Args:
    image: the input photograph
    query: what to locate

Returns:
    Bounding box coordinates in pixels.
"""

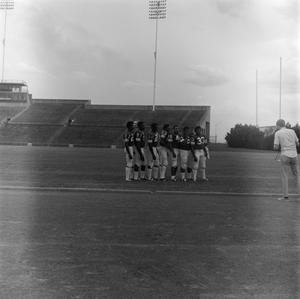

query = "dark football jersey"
[159,129,169,147]
[179,135,191,150]
[123,130,134,146]
[191,134,207,150]
[134,129,145,148]
[172,133,181,149]
[166,133,173,144]
[147,131,159,147]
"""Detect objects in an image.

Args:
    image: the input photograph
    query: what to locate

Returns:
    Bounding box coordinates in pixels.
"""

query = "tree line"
[225,123,300,152]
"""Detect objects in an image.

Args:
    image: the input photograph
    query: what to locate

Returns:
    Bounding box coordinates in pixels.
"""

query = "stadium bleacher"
[0,106,27,123]
[71,107,206,127]
[0,124,62,145]
[11,103,82,124]
[0,101,210,147]
[52,126,123,147]
[71,108,137,126]
[135,110,190,126]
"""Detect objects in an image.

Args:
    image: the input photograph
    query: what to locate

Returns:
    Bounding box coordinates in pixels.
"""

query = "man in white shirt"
[274,119,300,200]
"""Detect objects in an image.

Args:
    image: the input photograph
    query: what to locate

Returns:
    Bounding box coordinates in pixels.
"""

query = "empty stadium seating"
[71,107,206,128]
[0,124,62,145]
[52,126,124,147]
[0,101,210,147]
[11,103,81,124]
[71,108,136,126]
[0,106,26,123]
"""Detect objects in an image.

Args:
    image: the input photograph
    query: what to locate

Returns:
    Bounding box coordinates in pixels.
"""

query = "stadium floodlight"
[0,0,14,82]
[149,0,167,111]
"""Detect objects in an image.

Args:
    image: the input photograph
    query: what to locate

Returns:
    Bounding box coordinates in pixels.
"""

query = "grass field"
[0,145,298,195]
[0,145,299,298]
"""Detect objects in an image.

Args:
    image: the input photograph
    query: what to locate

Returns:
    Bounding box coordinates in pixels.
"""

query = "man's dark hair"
[137,121,144,129]
[163,124,169,130]
[276,119,285,128]
[151,123,158,130]
[126,121,134,129]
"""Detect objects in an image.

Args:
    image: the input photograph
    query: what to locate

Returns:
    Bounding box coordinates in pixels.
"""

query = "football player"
[133,121,146,180]
[179,126,196,181]
[123,121,134,181]
[190,126,210,181]
[170,125,181,181]
[146,123,160,180]
[159,124,176,181]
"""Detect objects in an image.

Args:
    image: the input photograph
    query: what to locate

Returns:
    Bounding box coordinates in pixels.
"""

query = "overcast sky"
[3,0,300,140]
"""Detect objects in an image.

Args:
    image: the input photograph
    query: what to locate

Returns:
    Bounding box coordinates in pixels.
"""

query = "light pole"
[0,0,14,82]
[279,56,282,119]
[256,69,258,127]
[149,0,166,111]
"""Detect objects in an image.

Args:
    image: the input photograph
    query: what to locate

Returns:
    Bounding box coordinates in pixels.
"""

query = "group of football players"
[123,120,210,182]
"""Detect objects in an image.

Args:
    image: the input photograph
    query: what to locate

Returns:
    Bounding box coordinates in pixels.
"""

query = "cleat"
[181,178,187,182]
[171,177,177,182]
[160,178,167,182]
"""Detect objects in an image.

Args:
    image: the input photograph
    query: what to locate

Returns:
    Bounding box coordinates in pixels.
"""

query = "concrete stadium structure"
[0,98,210,147]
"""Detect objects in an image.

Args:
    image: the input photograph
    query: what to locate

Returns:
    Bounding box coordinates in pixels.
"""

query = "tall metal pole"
[0,0,14,82]
[2,7,7,82]
[215,123,217,144]
[152,16,158,111]
[149,0,166,112]
[256,69,258,127]
[279,57,282,119]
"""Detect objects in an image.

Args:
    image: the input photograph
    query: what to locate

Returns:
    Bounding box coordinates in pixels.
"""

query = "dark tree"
[225,124,264,149]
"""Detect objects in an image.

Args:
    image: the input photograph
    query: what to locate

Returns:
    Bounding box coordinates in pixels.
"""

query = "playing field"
[0,146,299,298]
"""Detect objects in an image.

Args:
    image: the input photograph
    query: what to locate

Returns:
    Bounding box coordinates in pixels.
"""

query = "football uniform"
[133,128,146,180]
[159,129,173,180]
[190,134,209,181]
[123,129,134,181]
[179,134,192,181]
[146,130,160,180]
[171,131,181,180]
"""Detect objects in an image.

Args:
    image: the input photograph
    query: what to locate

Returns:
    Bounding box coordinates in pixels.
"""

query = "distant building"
[0,81,32,103]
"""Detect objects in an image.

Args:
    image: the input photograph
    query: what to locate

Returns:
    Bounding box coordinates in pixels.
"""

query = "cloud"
[17,62,46,74]
[71,71,93,81]
[260,58,300,95]
[274,0,299,22]
[215,0,250,17]
[122,80,153,89]
[27,10,130,80]
[184,65,230,87]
